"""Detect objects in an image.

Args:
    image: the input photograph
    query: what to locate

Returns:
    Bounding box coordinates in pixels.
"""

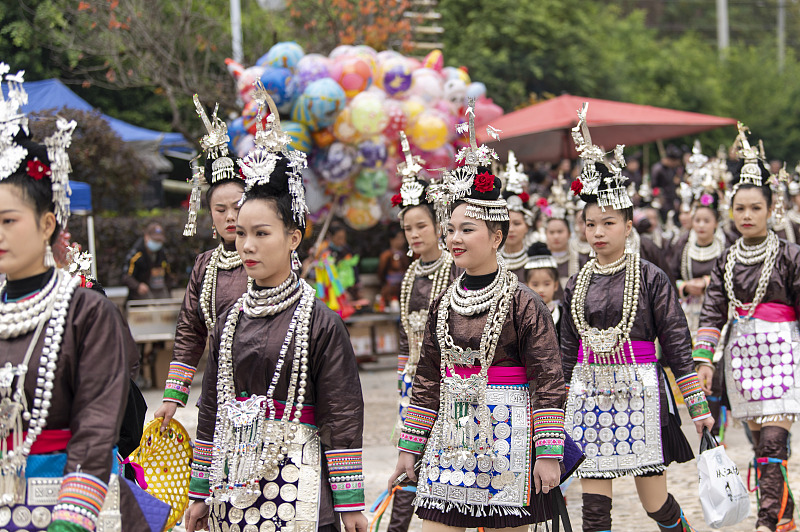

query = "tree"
[28,108,150,214]
[284,0,412,53]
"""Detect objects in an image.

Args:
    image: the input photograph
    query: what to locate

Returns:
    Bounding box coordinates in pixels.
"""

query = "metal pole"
[778,0,786,72]
[231,0,244,64]
[86,215,98,279]
[717,0,729,59]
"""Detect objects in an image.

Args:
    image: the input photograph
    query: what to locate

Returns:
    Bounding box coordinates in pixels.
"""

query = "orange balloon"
[312,128,335,149]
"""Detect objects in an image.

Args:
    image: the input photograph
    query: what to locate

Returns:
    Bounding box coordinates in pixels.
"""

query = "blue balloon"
[227,116,247,149]
[292,79,346,130]
[259,67,292,107]
[257,41,305,70]
[466,82,487,100]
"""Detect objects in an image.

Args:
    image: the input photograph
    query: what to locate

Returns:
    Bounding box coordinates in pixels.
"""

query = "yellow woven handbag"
[126,418,193,531]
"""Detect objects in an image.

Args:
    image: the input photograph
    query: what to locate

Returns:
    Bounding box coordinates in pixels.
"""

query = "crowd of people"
[2,61,800,532]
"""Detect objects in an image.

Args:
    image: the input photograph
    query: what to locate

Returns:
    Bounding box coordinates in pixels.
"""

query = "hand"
[388,451,417,491]
[137,282,150,296]
[533,457,560,494]
[684,278,706,296]
[341,511,368,532]
[697,364,714,396]
[694,415,715,435]
[153,402,179,431]
[184,501,209,532]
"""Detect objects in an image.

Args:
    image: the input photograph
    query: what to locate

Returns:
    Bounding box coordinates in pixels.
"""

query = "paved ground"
[143,358,799,531]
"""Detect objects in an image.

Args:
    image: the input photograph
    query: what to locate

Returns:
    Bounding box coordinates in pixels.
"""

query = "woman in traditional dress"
[561,104,713,532]
[669,190,726,339]
[0,66,160,532]
[499,151,535,282]
[389,109,568,531]
[693,126,800,532]
[184,88,367,532]
[154,96,249,428]
[524,242,563,340]
[386,132,461,532]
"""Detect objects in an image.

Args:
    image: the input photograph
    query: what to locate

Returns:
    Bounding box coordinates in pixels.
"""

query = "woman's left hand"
[697,364,714,396]
[693,415,715,435]
[533,457,561,494]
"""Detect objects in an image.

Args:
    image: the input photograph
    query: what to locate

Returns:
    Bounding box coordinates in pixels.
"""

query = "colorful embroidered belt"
[578,340,657,365]
[235,397,316,425]
[4,429,71,455]
[736,302,797,323]
[445,365,527,384]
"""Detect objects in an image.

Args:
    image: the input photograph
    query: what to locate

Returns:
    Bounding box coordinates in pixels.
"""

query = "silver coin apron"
[725,317,800,423]
[565,363,664,478]
[414,383,532,516]
[208,424,321,532]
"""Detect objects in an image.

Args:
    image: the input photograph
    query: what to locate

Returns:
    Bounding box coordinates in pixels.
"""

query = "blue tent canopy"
[2,79,189,149]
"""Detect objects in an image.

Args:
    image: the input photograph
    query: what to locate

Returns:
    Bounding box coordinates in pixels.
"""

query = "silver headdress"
[771,164,790,224]
[547,172,570,221]
[680,140,721,214]
[571,102,630,211]
[184,94,244,236]
[0,64,28,180]
[733,122,763,192]
[427,98,504,231]
[789,163,800,197]
[0,65,75,227]
[397,130,426,209]
[524,255,558,270]
[501,150,535,225]
[239,81,308,227]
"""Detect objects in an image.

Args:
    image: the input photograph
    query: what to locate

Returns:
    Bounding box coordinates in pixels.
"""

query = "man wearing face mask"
[122,222,173,300]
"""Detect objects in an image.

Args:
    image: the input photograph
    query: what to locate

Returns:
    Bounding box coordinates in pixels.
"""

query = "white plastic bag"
[697,428,750,528]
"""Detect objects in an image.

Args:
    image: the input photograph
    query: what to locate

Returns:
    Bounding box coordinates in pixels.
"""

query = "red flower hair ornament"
[474,172,495,193]
[518,191,530,203]
[391,193,403,207]
[570,179,583,196]
[26,159,51,181]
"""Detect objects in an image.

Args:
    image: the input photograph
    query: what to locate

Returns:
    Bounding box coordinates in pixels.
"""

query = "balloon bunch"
[225,42,503,230]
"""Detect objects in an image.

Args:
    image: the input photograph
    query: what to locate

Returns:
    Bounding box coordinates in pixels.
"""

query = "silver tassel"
[291,250,302,270]
[44,244,55,268]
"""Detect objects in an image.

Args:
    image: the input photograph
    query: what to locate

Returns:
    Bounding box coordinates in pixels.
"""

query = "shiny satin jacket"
[699,240,800,330]
[561,260,696,425]
[398,263,462,371]
[409,283,566,424]
[1,287,135,480]
[197,299,365,526]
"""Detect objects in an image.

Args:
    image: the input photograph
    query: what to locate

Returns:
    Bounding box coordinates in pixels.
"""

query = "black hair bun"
[11,130,50,176]
[243,152,293,199]
[578,162,615,203]
[527,241,551,257]
[468,167,502,201]
[732,159,770,184]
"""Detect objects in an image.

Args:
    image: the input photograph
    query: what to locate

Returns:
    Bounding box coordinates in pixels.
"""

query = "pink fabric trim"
[736,302,797,323]
[445,366,527,385]
[578,340,657,364]
[235,397,316,425]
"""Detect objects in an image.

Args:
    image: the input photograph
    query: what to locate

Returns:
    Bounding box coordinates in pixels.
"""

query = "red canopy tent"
[476,94,738,163]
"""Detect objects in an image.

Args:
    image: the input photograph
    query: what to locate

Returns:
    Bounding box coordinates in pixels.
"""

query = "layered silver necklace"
[499,246,528,271]
[680,230,723,282]
[210,274,315,503]
[437,257,517,458]
[724,231,780,319]
[399,250,453,375]
[571,252,642,388]
[199,243,248,331]
[0,270,80,504]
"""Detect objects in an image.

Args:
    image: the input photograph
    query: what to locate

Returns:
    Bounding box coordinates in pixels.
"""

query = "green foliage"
[28,108,149,214]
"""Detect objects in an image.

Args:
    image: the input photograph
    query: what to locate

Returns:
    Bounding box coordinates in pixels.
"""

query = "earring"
[407,248,414,257]
[589,248,597,258]
[624,235,633,254]
[438,239,446,251]
[44,243,56,268]
[212,226,218,239]
[291,250,302,270]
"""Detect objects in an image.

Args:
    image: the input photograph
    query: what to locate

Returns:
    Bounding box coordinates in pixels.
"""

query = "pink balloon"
[473,97,504,128]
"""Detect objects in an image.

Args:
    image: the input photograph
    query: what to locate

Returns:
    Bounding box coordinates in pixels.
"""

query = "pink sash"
[578,340,657,365]
[445,366,527,385]
[736,302,797,323]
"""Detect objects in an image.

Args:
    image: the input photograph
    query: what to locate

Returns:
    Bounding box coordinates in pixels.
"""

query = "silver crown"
[735,122,763,189]
[0,64,29,181]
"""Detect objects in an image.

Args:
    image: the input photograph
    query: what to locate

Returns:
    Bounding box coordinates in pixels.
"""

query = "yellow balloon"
[409,112,448,151]
[402,98,426,126]
[333,107,360,144]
